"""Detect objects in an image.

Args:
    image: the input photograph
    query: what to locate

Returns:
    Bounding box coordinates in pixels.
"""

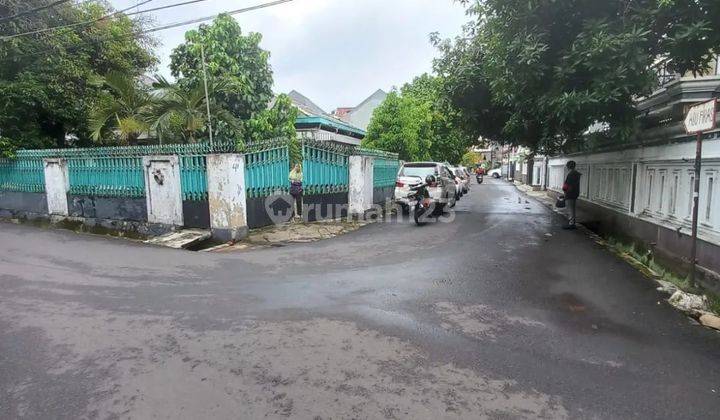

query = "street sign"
[684,98,717,287]
[684,99,717,134]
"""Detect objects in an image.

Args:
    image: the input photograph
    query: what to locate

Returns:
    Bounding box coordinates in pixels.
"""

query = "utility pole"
[200,43,214,147]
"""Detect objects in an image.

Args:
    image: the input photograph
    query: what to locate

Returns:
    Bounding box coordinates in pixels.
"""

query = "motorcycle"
[476,173,484,184]
[406,175,436,226]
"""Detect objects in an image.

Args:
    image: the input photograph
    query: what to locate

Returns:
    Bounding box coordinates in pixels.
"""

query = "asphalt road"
[1,179,720,419]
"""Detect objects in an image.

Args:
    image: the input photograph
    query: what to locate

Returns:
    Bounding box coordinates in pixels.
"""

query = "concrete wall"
[2,151,379,237]
[547,136,720,280]
[183,200,210,229]
[373,186,394,205]
[303,193,349,222]
[246,194,294,229]
[68,195,147,221]
[0,191,48,217]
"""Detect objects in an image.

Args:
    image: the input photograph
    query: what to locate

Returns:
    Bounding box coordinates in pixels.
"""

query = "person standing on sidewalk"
[562,161,581,230]
[289,163,303,220]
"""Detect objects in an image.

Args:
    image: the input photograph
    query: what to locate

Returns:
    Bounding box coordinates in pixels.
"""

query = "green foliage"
[460,151,479,168]
[244,94,298,143]
[170,14,274,121]
[150,76,241,144]
[243,93,299,162]
[436,0,720,154]
[363,74,475,163]
[0,136,18,158]
[0,1,156,154]
[89,72,152,145]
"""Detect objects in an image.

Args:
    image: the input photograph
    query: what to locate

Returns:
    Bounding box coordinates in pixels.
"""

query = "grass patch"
[603,236,720,315]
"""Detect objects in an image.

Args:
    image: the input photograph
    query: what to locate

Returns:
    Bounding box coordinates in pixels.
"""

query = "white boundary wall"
[547,137,720,246]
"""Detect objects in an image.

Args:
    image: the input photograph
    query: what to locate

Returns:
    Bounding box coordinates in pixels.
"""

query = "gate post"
[349,155,374,217]
[143,155,184,226]
[44,158,69,216]
[207,153,248,242]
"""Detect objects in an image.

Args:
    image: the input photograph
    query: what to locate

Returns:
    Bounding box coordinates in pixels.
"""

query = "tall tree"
[0,1,156,152]
[363,74,475,163]
[169,14,274,122]
[435,0,720,154]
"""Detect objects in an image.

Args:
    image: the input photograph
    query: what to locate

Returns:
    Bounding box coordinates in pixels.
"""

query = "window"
[706,177,714,222]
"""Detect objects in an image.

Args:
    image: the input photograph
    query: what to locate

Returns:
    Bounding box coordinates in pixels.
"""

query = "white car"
[487,168,502,179]
[394,162,457,212]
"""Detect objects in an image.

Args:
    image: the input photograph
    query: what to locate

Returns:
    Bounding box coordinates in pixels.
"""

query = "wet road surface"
[1,179,720,419]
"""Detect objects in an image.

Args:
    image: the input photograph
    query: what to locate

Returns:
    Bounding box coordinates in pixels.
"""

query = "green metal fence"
[0,155,45,193]
[1,140,399,200]
[5,142,236,199]
[354,147,400,188]
[302,140,351,194]
[67,156,144,197]
[372,158,400,188]
[180,155,208,201]
[245,140,290,198]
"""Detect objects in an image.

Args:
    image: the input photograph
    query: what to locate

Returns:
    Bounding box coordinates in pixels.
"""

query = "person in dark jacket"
[562,161,581,229]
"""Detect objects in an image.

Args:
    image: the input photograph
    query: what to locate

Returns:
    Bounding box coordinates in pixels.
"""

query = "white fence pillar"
[43,158,69,216]
[349,155,374,216]
[143,155,183,226]
[207,154,248,242]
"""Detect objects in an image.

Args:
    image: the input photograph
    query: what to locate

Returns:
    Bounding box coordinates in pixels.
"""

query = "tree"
[243,93,300,162]
[363,74,476,163]
[0,1,156,152]
[243,94,298,143]
[460,150,480,168]
[89,72,152,145]
[435,0,720,154]
[150,76,240,144]
[169,14,273,121]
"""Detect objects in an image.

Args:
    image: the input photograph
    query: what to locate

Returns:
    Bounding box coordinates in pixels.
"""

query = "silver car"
[394,162,457,211]
[451,166,470,194]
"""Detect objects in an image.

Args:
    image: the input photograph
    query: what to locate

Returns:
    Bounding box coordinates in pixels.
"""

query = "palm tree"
[89,72,152,145]
[150,76,239,143]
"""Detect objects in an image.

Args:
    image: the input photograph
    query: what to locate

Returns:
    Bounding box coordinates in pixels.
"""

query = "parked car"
[453,167,470,194]
[488,168,502,178]
[395,162,457,212]
[444,165,463,200]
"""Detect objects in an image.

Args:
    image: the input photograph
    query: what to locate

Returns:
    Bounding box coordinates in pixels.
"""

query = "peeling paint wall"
[207,154,248,241]
[349,156,373,215]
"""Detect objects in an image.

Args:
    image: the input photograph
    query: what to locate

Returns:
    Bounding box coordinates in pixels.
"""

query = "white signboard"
[684,99,717,134]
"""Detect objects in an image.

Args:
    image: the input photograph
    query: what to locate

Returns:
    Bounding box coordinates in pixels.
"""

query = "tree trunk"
[525,153,535,185]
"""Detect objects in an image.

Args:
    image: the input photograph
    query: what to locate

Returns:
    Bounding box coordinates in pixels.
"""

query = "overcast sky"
[108,0,468,112]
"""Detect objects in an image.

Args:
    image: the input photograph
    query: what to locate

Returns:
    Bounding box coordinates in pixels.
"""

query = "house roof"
[348,89,388,115]
[285,90,366,138]
[288,90,328,117]
[295,116,366,138]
